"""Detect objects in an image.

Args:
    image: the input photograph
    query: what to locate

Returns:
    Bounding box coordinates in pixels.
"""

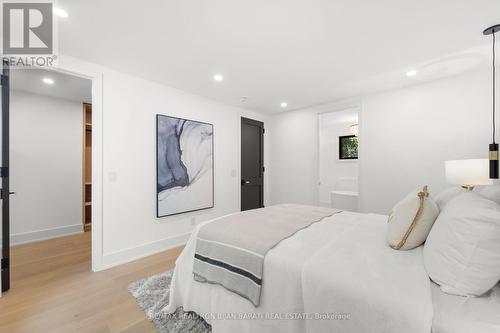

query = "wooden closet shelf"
[83,103,92,229]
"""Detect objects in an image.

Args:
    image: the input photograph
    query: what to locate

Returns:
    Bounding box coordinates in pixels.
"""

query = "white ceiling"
[56,0,500,113]
[11,67,92,103]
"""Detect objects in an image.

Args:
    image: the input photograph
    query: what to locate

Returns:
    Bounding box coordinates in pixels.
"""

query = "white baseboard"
[5,224,84,245]
[98,232,190,271]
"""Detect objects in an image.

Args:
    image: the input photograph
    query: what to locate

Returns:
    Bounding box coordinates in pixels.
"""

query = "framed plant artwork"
[156,115,214,217]
[339,135,358,160]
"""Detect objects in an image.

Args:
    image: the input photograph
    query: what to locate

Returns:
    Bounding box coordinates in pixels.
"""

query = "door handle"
[0,189,14,199]
[241,180,251,185]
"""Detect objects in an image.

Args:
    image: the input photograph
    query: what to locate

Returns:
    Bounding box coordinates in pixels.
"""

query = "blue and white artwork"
[156,115,214,217]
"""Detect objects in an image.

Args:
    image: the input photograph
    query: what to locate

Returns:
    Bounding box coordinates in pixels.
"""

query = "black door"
[1,60,10,293]
[241,117,264,211]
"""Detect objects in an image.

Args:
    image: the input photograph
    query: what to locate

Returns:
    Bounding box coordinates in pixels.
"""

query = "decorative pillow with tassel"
[386,186,439,250]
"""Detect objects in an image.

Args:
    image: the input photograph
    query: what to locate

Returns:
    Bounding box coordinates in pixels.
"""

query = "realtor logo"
[2,2,53,55]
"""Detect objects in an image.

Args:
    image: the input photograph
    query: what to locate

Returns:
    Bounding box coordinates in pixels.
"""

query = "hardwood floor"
[0,232,183,333]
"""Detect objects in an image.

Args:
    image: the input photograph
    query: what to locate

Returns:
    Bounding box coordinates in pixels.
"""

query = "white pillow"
[424,192,500,296]
[474,185,500,204]
[387,186,439,250]
[434,186,466,211]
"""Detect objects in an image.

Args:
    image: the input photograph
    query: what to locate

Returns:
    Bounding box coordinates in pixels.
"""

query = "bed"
[166,209,500,333]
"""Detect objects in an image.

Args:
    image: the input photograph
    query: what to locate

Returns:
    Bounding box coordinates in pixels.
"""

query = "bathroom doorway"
[318,108,360,211]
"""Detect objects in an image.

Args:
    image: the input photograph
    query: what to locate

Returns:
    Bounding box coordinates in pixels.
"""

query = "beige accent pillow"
[387,186,439,250]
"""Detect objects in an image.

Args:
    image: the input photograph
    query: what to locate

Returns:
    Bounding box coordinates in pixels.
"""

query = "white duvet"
[167,211,433,333]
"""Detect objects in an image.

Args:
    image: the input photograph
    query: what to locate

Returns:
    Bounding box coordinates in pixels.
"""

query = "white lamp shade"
[445,159,493,186]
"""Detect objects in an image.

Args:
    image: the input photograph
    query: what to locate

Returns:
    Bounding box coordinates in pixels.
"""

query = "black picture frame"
[339,135,358,160]
[156,114,214,218]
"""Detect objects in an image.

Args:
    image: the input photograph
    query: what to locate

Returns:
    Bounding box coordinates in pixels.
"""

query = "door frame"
[240,116,265,210]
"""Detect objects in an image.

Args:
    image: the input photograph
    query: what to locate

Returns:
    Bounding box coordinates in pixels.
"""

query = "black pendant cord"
[494,32,496,144]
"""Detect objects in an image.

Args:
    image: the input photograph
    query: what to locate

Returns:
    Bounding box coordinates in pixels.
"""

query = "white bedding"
[302,216,432,333]
[431,282,500,333]
[167,211,434,333]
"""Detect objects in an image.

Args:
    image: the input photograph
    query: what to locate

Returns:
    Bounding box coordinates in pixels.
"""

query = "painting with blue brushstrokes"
[156,115,214,217]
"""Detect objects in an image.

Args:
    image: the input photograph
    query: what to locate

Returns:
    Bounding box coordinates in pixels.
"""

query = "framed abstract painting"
[156,115,214,217]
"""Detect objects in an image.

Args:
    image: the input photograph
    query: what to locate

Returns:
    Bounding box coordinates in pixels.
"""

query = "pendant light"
[484,24,500,179]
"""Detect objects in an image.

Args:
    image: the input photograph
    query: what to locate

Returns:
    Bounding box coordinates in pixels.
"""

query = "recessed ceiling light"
[53,7,68,18]
[406,69,417,77]
[42,77,54,85]
[280,102,288,108]
[213,74,224,82]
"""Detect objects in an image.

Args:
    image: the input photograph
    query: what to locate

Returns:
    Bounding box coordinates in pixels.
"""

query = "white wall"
[269,109,319,205]
[58,56,488,270]
[269,68,491,214]
[359,69,491,214]
[318,111,358,205]
[84,66,271,268]
[9,90,83,244]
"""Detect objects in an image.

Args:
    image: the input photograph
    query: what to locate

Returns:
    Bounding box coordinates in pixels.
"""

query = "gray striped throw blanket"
[193,204,340,306]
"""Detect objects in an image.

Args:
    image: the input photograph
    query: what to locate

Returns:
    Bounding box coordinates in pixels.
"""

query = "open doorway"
[318,108,359,211]
[4,67,92,290]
